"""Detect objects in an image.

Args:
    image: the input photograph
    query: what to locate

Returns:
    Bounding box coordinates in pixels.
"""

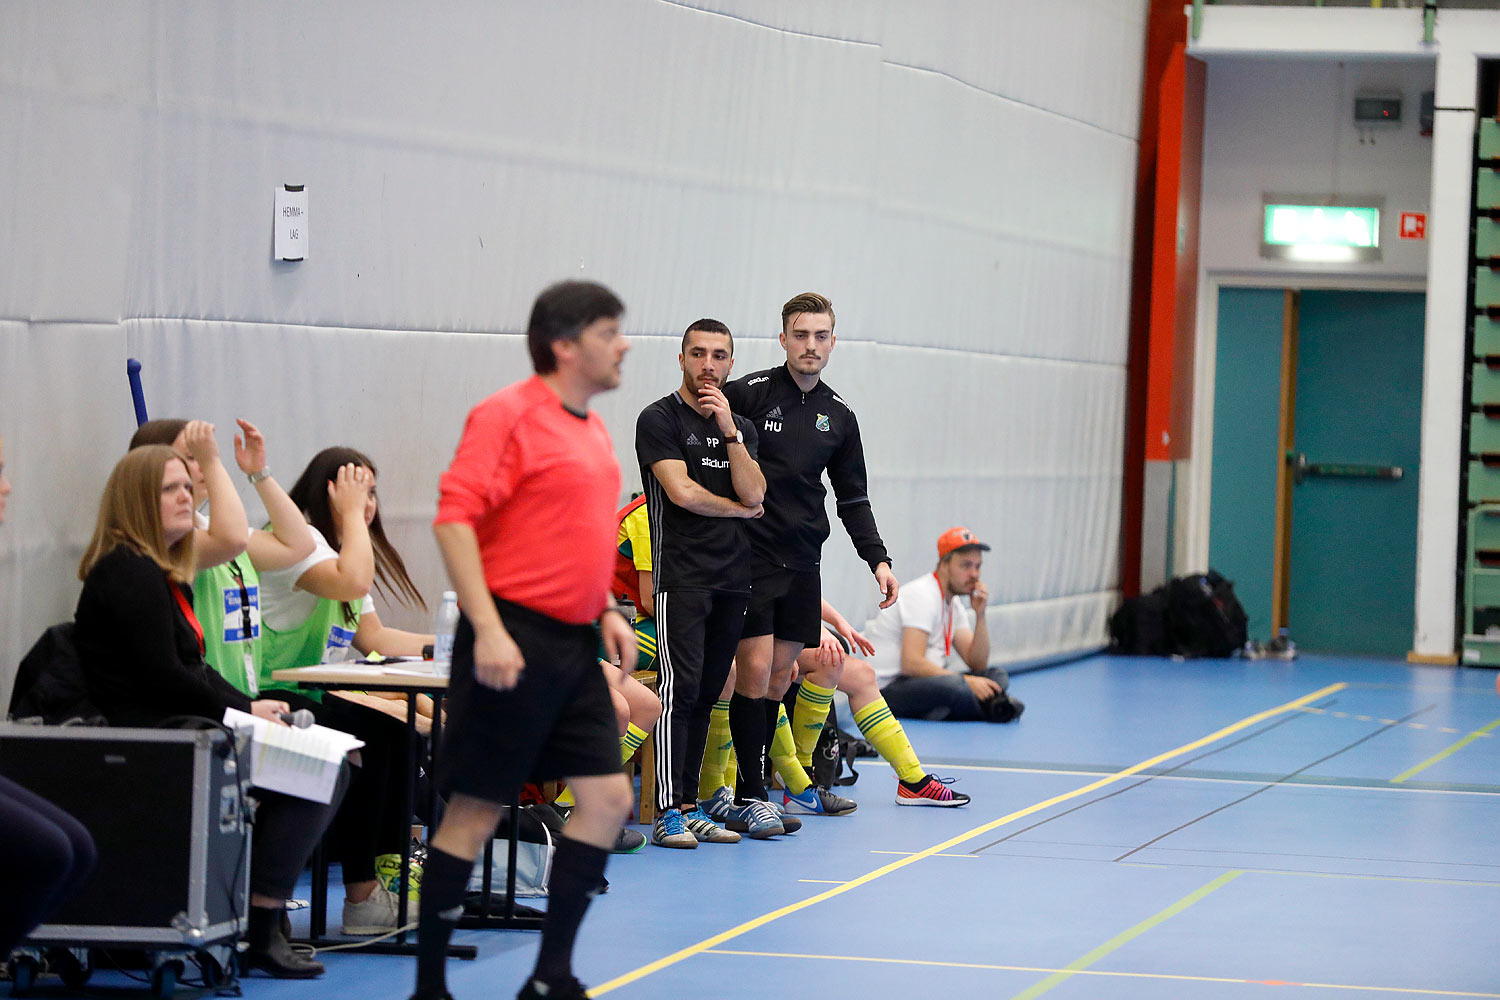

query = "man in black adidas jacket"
[710,292,898,818]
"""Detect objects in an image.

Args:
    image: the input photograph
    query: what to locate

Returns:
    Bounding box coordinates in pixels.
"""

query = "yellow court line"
[870,850,981,859]
[1009,870,1244,999]
[1392,716,1500,784]
[702,949,1500,998]
[586,681,1346,996]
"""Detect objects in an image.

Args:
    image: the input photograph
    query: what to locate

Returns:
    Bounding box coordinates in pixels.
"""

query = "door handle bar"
[1286,451,1403,485]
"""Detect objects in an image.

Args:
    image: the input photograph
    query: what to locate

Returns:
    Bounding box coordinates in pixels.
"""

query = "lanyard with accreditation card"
[227,559,260,696]
[932,572,953,656]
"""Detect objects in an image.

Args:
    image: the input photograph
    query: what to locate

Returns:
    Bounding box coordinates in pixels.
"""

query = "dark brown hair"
[681,318,734,355]
[286,446,425,624]
[527,280,625,374]
[780,292,835,334]
[129,419,190,451]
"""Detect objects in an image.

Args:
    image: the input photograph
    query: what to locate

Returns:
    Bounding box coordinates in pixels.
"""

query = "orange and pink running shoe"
[896,773,971,807]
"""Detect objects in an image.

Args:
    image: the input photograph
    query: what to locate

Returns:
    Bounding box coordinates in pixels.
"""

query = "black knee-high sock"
[530,835,608,988]
[414,846,472,995]
[729,692,768,801]
[763,697,783,783]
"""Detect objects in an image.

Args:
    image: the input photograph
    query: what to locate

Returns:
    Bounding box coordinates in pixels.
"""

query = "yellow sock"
[853,698,924,784]
[770,703,811,794]
[562,723,650,808]
[621,722,648,764]
[792,679,837,768]
[724,747,738,792]
[697,700,734,800]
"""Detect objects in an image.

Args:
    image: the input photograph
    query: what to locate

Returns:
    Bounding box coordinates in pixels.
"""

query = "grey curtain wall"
[0,0,1147,705]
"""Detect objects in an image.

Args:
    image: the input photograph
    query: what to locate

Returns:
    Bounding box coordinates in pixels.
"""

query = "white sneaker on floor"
[342,881,401,935]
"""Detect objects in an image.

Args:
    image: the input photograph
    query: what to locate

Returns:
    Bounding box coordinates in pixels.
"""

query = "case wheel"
[195,951,228,989]
[53,949,91,989]
[7,956,39,998]
[150,960,181,999]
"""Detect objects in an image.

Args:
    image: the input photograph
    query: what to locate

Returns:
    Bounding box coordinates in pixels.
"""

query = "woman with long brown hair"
[73,441,344,978]
[256,445,432,936]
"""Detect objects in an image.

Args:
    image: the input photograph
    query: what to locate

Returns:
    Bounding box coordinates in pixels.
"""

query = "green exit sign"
[1262,203,1382,262]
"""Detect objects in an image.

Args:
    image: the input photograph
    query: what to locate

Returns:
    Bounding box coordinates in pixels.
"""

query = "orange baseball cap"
[937,526,990,560]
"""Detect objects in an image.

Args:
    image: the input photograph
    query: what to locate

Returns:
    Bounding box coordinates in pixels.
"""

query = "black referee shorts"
[438,596,619,804]
[740,562,822,648]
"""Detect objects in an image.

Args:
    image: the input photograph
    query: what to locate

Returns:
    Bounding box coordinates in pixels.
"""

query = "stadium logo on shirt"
[816,413,831,432]
[686,433,701,446]
[748,376,769,386]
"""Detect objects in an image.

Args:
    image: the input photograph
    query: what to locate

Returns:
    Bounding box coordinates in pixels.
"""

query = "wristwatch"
[725,429,741,445]
[247,467,273,485]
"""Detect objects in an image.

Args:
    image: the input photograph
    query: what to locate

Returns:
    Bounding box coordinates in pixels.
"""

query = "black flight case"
[0,724,251,996]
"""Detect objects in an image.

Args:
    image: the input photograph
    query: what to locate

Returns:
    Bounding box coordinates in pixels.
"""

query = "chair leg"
[637,730,656,826]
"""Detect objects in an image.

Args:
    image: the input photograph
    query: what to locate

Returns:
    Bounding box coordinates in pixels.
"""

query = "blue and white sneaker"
[651,807,698,849]
[681,806,741,843]
[699,786,784,839]
[783,784,858,816]
[761,797,802,833]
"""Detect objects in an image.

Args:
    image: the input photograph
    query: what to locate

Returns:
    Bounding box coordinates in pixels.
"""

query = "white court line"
[887,759,1500,796]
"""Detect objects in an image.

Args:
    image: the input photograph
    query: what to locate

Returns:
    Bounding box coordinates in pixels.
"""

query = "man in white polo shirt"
[865,527,1022,723]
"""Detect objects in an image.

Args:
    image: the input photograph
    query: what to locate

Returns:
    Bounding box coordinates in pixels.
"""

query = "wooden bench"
[629,670,658,825]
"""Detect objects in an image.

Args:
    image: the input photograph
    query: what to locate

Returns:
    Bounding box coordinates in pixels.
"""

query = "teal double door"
[1210,287,1424,657]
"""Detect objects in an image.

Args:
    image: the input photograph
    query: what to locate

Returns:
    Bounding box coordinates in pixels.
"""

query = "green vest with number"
[192,556,262,697]
[258,597,363,703]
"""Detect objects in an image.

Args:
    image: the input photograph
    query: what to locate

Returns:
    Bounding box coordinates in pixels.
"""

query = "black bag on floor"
[1108,588,1169,655]
[811,710,861,788]
[1165,570,1248,658]
[982,690,1026,723]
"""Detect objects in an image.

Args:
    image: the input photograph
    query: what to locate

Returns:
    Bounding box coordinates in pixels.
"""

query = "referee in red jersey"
[413,282,637,1000]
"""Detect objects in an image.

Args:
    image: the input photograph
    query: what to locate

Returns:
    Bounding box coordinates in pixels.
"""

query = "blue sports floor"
[61,654,1500,998]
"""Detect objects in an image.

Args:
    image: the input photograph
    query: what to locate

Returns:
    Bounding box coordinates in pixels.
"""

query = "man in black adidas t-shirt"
[635,319,780,847]
[717,292,898,813]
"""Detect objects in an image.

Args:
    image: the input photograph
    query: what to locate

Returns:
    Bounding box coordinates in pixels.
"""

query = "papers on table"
[334,659,446,677]
[223,707,363,804]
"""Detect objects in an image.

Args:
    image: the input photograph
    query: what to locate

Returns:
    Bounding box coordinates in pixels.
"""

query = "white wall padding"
[0,0,1147,705]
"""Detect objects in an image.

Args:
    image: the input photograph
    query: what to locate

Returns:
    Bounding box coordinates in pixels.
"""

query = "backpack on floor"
[1165,570,1248,658]
[1108,588,1169,655]
[812,710,862,788]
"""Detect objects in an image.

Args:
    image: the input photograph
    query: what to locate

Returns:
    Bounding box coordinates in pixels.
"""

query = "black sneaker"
[516,976,589,1000]
[612,827,647,853]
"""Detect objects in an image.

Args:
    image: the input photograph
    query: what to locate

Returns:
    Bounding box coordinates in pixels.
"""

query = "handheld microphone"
[275,709,315,729]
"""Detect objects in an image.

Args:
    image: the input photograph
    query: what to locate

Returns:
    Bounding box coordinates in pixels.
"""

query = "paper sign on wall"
[274,184,308,261]
[1399,212,1426,240]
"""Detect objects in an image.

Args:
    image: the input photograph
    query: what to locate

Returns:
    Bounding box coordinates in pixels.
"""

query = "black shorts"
[740,562,822,648]
[439,596,619,803]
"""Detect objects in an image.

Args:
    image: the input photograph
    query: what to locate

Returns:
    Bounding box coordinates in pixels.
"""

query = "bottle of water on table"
[432,590,459,678]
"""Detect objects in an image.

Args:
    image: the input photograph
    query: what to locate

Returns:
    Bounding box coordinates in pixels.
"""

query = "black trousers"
[0,775,97,953]
[310,694,416,884]
[248,762,350,899]
[653,589,749,811]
